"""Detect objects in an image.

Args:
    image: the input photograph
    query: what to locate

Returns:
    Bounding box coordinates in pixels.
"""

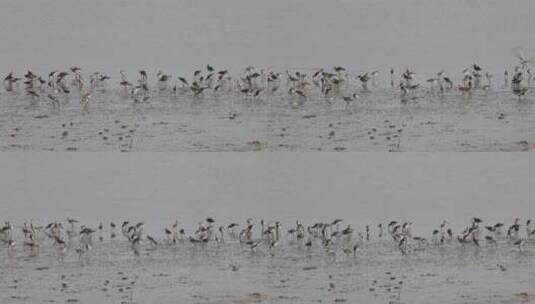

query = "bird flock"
[1,216,534,260]
[2,54,533,111]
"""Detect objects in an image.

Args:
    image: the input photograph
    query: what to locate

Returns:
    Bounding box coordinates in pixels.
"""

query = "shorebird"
[511,69,528,99]
[526,220,534,237]
[47,94,60,108]
[2,62,535,125]
[3,72,21,91]
[377,224,383,238]
[146,235,158,248]
[81,92,92,110]
[139,70,148,82]
[458,81,472,93]
[483,72,493,90]
[398,236,410,255]
[119,73,132,92]
[357,73,370,91]
[156,71,171,86]
[288,88,306,100]
[3,72,14,83]
[514,239,526,251]
[485,235,497,244]
[333,66,345,74]
[0,216,533,260]
[507,219,521,239]
[341,93,358,104]
[245,240,262,252]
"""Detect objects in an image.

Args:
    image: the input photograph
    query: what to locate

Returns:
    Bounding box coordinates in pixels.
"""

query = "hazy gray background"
[1,153,533,233]
[1,0,534,76]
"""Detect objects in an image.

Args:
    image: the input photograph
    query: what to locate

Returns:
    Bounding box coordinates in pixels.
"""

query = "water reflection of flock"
[1,216,533,259]
[2,53,533,111]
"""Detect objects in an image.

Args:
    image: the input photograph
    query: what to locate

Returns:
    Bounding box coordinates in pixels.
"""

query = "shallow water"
[1,233,535,304]
[1,86,535,152]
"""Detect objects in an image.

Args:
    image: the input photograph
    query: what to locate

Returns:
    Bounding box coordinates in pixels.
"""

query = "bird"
[513,239,526,251]
[146,235,158,247]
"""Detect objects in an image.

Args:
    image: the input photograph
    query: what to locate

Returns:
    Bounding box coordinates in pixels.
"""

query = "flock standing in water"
[1,216,534,260]
[2,54,533,110]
